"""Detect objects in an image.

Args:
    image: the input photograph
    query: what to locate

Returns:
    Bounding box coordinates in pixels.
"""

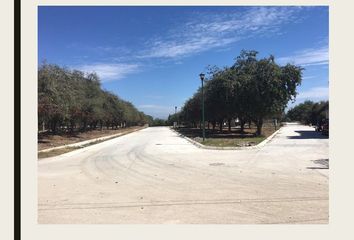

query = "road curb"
[170,127,281,150]
[38,126,147,153]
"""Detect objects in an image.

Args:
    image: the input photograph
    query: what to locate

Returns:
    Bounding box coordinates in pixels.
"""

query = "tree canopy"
[179,50,303,135]
[38,63,153,133]
[286,100,329,125]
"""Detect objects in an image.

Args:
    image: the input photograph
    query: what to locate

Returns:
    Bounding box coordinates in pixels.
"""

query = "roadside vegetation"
[38,63,156,156]
[38,63,154,134]
[169,50,302,147]
[285,100,329,125]
[177,123,278,147]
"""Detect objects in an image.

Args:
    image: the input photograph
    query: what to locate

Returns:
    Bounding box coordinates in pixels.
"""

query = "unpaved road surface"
[38,124,329,224]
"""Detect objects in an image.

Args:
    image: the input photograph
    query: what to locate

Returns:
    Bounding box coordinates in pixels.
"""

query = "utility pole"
[199,73,205,141]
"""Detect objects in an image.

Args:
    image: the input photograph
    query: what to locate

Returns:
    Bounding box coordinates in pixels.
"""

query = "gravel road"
[38,124,329,224]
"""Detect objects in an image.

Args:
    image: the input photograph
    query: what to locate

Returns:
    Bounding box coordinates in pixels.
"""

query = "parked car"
[315,123,323,132]
[322,119,329,136]
[315,120,324,132]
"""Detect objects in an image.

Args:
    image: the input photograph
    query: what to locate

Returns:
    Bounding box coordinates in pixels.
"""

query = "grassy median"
[176,124,278,147]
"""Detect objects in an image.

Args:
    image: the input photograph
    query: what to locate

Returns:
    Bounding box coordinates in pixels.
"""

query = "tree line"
[173,50,303,135]
[286,100,329,125]
[38,63,153,133]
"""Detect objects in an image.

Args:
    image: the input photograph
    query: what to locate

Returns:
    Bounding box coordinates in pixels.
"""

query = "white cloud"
[302,75,316,80]
[140,7,302,59]
[297,86,329,100]
[76,63,139,82]
[278,46,328,67]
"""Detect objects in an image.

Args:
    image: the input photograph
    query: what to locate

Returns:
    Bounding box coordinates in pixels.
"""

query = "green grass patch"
[195,136,266,147]
[175,125,277,148]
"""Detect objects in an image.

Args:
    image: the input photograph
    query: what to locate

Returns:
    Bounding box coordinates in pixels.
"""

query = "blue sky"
[38,6,329,119]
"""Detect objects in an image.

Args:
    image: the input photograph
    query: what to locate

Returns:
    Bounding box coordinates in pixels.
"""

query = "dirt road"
[38,124,328,224]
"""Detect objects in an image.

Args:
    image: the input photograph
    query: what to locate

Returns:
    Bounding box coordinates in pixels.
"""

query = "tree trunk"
[256,119,263,136]
[240,119,246,133]
[212,121,216,131]
[50,120,57,133]
[228,119,231,132]
[82,120,87,131]
[219,120,223,132]
[70,120,75,133]
[248,120,252,129]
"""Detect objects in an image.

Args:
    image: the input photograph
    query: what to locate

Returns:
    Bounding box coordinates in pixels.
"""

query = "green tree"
[38,63,150,133]
[232,50,302,135]
[287,100,328,125]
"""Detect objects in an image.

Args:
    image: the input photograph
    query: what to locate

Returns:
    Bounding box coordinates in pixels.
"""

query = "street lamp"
[199,73,206,141]
[175,106,177,128]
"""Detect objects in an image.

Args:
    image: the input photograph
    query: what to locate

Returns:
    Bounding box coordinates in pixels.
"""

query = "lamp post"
[175,106,177,128]
[199,73,205,141]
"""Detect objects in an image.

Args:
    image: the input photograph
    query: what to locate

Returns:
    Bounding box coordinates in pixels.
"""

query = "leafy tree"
[204,67,235,131]
[287,100,329,125]
[38,63,151,133]
[179,50,303,136]
[232,50,302,135]
[151,118,167,126]
[180,92,202,128]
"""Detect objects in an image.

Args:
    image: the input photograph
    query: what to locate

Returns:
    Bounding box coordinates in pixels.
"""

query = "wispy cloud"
[302,75,316,80]
[70,7,313,82]
[76,63,139,82]
[139,7,302,59]
[297,86,329,100]
[278,46,328,67]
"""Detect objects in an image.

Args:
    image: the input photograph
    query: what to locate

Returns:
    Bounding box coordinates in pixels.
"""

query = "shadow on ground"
[307,159,329,169]
[287,130,328,140]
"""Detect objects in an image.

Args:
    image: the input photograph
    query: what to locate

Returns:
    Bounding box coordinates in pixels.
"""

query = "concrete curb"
[38,127,146,153]
[170,127,281,150]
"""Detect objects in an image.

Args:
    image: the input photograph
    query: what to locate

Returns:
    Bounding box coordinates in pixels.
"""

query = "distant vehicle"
[315,122,323,132]
[322,119,329,136]
[315,119,329,136]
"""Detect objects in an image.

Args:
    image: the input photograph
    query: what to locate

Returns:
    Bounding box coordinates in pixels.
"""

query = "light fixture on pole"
[175,106,177,128]
[199,73,206,141]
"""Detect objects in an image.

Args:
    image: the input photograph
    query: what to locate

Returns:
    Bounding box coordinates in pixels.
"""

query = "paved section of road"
[38,124,329,224]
